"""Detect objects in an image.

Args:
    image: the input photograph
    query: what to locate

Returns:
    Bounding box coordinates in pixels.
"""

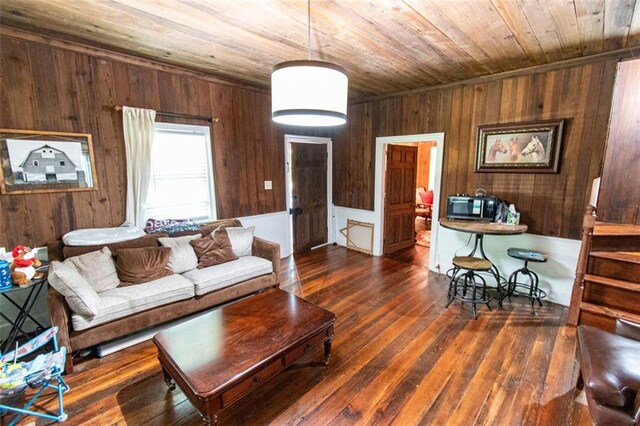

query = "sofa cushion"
[226,226,255,257]
[577,325,640,408]
[62,233,168,259]
[190,228,238,268]
[62,247,120,293]
[158,234,201,274]
[182,256,273,296]
[198,219,242,237]
[48,261,101,318]
[71,274,195,331]
[115,247,173,284]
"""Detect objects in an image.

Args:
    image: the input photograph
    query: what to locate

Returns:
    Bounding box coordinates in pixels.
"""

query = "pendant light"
[271,0,348,126]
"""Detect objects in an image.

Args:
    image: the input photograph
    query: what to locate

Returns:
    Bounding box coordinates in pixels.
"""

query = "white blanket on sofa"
[62,225,146,246]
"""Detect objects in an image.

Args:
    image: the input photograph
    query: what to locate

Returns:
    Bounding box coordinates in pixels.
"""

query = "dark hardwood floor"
[9,246,590,425]
[384,244,430,270]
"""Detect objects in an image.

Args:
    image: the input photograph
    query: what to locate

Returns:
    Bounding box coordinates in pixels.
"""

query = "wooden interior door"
[291,142,328,253]
[383,144,418,254]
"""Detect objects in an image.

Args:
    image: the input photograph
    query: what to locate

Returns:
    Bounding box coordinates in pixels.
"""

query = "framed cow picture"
[475,119,565,173]
[0,129,98,195]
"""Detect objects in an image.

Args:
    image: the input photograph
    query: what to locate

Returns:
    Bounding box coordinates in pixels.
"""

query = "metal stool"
[446,256,495,319]
[506,248,548,314]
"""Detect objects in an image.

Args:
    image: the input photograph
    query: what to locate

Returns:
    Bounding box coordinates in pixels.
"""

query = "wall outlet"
[264,180,272,190]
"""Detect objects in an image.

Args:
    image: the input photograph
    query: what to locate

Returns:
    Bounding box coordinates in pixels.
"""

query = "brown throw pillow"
[190,227,238,269]
[115,247,173,284]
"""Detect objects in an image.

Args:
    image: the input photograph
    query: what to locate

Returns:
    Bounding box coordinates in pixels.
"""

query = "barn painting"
[19,145,85,183]
[0,129,97,195]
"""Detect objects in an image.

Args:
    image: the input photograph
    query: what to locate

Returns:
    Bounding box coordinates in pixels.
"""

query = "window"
[33,160,39,166]
[145,123,216,221]
[60,161,65,166]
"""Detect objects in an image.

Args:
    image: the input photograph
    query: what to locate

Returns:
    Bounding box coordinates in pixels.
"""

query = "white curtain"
[122,106,156,228]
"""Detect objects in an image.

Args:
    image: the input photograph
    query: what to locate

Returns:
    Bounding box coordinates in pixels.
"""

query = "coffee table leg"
[323,338,333,366]
[203,414,218,425]
[162,366,176,390]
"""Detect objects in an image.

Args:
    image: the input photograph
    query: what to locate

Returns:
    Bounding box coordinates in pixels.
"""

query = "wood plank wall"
[598,58,640,225]
[0,29,624,247]
[0,32,330,248]
[333,61,618,239]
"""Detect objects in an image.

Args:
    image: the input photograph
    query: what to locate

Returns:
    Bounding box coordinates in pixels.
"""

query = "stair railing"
[567,205,597,326]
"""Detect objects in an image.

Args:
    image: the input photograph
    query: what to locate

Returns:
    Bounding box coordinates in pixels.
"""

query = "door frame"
[374,133,445,272]
[284,134,334,255]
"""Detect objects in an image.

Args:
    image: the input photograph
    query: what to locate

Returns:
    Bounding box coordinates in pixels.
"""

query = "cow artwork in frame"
[0,129,98,195]
[475,119,565,173]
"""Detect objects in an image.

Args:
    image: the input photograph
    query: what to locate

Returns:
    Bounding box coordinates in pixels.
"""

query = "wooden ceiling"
[1,0,640,100]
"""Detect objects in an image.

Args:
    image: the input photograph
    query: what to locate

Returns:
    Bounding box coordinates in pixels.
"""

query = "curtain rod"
[113,106,218,123]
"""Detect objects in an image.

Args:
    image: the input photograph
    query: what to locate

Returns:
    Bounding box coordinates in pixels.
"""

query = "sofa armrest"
[615,319,640,341]
[47,287,74,372]
[252,237,280,282]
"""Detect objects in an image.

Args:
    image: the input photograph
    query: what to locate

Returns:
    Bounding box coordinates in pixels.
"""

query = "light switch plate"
[264,180,272,190]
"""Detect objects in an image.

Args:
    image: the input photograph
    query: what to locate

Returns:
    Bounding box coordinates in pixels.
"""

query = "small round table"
[439,219,528,298]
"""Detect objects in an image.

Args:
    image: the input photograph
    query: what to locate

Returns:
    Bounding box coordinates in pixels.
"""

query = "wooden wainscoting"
[15,247,590,425]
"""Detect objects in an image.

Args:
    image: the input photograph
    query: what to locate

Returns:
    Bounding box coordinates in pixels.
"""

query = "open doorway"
[373,133,445,272]
[415,141,438,250]
[284,134,333,255]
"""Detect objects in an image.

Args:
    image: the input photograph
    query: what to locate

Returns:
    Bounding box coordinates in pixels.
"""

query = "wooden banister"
[567,205,597,326]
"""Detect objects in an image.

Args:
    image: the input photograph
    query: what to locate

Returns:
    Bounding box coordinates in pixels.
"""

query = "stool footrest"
[449,289,492,304]
[506,283,547,300]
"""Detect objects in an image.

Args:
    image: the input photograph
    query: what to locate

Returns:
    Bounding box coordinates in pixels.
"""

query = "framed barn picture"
[475,119,565,173]
[0,129,98,195]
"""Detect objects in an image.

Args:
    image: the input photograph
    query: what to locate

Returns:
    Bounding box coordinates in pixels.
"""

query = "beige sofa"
[47,219,280,372]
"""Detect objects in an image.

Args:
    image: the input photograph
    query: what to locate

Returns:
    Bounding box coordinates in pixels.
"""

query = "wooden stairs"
[568,206,640,330]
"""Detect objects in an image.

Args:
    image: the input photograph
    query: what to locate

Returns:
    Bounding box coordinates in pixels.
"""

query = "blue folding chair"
[0,327,69,425]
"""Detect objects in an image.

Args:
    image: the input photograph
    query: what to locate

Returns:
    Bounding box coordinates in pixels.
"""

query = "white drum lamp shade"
[272,60,348,127]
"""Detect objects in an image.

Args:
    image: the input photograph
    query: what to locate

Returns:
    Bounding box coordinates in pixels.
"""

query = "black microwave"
[446,195,499,222]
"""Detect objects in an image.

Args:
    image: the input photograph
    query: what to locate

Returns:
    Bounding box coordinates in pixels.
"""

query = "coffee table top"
[153,288,335,397]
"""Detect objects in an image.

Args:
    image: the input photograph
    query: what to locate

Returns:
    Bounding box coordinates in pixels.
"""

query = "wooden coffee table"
[153,288,336,425]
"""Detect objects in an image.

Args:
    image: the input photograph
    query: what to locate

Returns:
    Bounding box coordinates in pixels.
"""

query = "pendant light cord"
[308,0,311,60]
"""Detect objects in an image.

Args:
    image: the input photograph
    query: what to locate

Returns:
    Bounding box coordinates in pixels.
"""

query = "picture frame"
[0,129,98,195]
[475,119,565,173]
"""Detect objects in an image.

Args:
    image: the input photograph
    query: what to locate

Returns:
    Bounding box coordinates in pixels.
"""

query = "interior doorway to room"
[285,135,333,254]
[383,140,440,266]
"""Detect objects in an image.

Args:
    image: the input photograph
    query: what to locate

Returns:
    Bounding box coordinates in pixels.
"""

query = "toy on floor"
[0,361,26,390]
[0,327,69,425]
[9,245,44,287]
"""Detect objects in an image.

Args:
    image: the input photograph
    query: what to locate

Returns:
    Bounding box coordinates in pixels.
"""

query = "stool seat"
[507,248,547,262]
[452,256,492,271]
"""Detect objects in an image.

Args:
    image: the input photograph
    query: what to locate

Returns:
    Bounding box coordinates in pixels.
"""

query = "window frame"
[147,121,217,222]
